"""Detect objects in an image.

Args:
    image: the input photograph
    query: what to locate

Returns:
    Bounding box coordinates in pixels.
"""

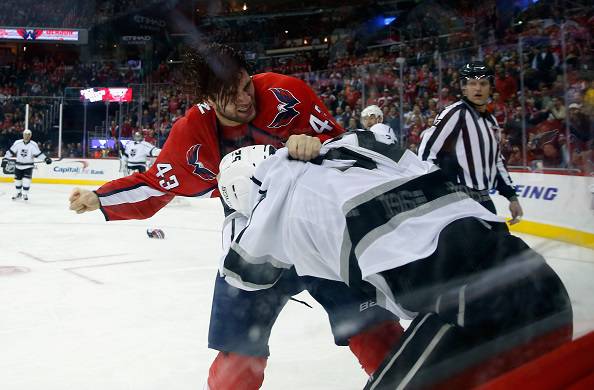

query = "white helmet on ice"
[218,145,276,216]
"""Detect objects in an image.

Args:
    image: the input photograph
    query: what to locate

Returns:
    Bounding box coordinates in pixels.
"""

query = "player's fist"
[1,158,7,168]
[286,134,321,161]
[508,199,524,225]
[69,187,100,214]
[45,157,52,164]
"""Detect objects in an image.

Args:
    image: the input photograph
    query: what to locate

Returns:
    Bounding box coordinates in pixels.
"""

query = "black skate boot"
[12,193,22,200]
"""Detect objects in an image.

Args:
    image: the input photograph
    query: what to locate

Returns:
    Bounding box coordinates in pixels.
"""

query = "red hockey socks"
[348,320,405,375]
[207,351,268,390]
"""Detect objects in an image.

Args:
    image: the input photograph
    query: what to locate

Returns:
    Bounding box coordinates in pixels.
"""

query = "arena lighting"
[384,16,396,25]
[243,3,247,11]
[516,0,540,10]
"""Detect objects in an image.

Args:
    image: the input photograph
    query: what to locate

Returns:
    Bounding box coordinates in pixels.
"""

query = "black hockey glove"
[45,157,52,164]
[1,158,6,168]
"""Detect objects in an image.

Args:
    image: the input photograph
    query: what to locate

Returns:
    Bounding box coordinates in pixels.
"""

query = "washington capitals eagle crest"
[17,29,43,40]
[267,88,301,128]
[186,144,216,180]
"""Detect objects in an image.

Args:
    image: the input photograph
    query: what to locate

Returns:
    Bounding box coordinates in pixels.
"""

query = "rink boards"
[491,172,594,249]
[0,158,120,186]
[2,158,593,248]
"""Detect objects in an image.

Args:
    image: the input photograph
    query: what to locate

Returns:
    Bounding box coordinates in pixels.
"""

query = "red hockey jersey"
[95,72,344,220]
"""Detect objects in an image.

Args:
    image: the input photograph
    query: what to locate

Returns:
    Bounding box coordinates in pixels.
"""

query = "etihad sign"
[80,87,133,103]
[0,28,79,41]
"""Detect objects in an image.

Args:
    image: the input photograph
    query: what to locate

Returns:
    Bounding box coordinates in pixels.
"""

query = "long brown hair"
[182,43,250,107]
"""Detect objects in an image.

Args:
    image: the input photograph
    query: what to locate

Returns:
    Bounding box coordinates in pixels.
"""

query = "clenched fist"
[69,187,100,214]
[508,199,524,225]
[286,134,322,161]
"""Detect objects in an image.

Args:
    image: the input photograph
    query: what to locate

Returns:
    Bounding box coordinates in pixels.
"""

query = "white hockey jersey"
[221,131,504,318]
[122,140,160,166]
[369,123,397,144]
[5,139,46,170]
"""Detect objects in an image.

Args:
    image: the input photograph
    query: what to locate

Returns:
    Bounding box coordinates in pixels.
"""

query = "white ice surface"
[1,183,592,390]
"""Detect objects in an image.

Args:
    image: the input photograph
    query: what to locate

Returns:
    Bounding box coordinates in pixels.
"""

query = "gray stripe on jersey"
[338,175,423,285]
[230,241,292,269]
[221,267,278,290]
[339,168,442,283]
[354,192,471,260]
[341,174,427,216]
[339,227,352,285]
[457,284,467,326]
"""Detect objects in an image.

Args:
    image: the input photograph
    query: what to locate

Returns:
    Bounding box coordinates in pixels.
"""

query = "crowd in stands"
[0,0,90,28]
[0,0,591,174]
[0,56,145,157]
[0,0,167,28]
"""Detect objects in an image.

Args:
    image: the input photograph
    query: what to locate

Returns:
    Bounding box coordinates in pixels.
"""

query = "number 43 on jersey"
[156,163,179,190]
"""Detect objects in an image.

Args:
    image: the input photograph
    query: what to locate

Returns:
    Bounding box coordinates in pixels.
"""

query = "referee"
[418,61,523,224]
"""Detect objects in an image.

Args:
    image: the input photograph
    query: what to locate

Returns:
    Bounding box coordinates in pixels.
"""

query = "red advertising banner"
[80,88,133,103]
[0,28,80,41]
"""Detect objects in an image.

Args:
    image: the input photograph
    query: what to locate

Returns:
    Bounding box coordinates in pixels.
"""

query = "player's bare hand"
[69,187,100,214]
[287,134,321,161]
[508,199,523,225]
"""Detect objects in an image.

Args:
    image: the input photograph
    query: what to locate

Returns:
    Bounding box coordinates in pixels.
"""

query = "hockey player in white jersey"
[360,105,397,144]
[217,134,572,389]
[121,131,161,174]
[2,129,52,201]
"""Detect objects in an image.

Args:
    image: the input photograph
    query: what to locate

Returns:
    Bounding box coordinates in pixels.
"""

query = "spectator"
[494,65,517,102]
[548,97,567,121]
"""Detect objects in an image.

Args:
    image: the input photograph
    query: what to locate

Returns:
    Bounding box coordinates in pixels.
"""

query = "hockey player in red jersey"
[69,43,403,389]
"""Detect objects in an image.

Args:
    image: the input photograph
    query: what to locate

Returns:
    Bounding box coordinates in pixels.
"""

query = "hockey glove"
[1,158,6,168]
[45,157,52,164]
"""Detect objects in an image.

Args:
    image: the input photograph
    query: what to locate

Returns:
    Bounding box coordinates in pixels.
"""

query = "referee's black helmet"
[459,61,495,85]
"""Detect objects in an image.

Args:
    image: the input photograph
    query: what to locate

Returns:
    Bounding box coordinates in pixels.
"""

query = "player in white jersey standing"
[1,129,52,201]
[217,134,572,389]
[360,104,397,144]
[121,131,161,174]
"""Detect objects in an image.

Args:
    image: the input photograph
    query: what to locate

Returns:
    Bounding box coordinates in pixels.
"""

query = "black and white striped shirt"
[418,99,516,200]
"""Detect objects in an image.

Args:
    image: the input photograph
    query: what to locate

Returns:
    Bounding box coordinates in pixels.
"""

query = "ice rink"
[1,183,593,390]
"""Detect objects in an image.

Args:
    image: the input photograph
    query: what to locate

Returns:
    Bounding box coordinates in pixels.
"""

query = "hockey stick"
[2,157,66,175]
[32,157,64,164]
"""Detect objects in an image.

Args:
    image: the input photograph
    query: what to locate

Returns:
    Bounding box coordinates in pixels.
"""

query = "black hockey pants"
[365,217,573,390]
